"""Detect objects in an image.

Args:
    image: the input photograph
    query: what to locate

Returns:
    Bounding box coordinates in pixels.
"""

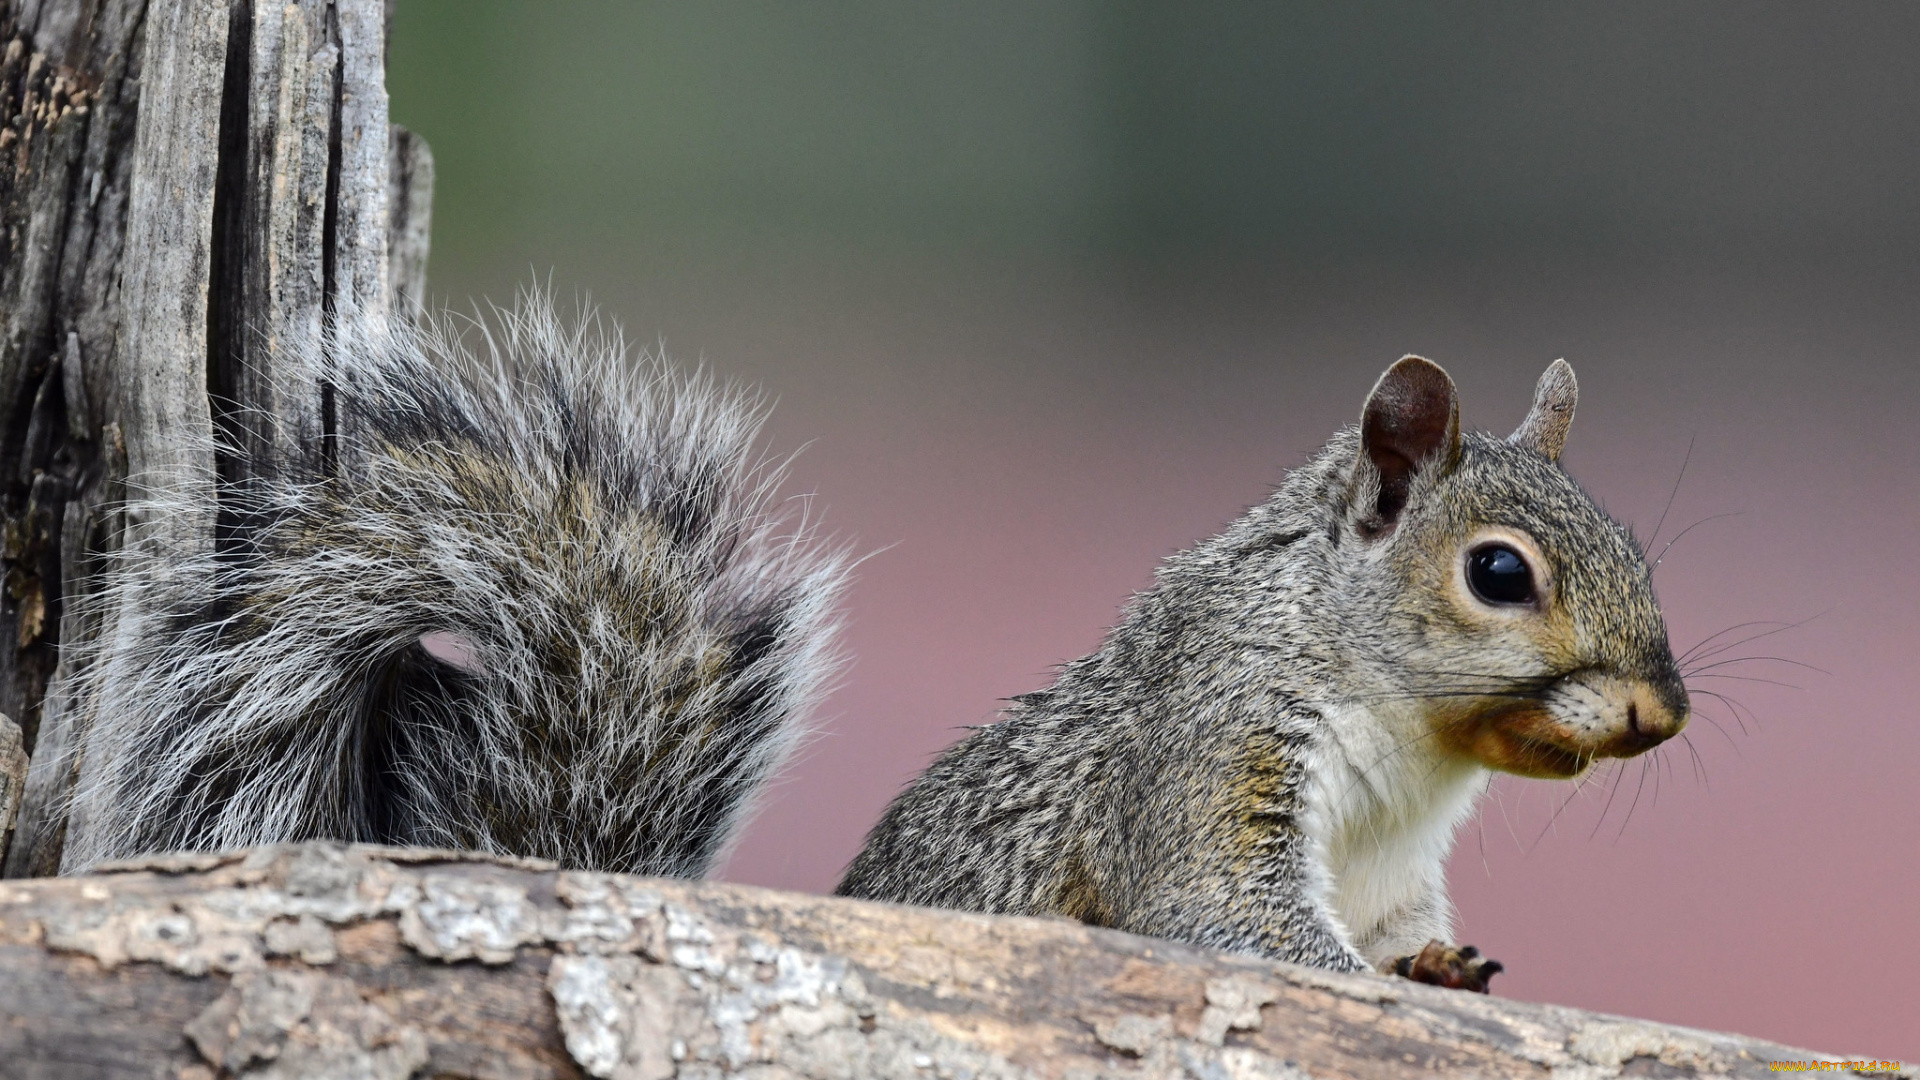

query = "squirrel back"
[62,300,846,874]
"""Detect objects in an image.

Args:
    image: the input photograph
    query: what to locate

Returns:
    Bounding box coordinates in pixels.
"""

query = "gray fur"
[63,297,847,874]
[840,360,1685,976]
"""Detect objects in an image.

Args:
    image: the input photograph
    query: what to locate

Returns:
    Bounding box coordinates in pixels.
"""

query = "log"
[0,0,431,877]
[0,842,1894,1080]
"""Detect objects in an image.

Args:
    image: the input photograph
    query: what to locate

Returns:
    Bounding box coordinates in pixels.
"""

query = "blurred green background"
[394,1,1919,265]
[389,1,1920,1059]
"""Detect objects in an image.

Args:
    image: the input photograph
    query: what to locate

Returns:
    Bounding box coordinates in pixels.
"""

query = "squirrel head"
[1338,356,1688,779]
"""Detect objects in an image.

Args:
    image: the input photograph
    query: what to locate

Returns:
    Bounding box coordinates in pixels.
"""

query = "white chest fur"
[1306,703,1488,965]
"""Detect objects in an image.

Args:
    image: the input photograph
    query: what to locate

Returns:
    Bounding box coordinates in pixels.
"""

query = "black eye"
[1466,544,1536,606]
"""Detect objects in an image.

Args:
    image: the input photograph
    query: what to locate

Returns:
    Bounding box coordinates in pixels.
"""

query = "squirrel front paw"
[1390,940,1503,993]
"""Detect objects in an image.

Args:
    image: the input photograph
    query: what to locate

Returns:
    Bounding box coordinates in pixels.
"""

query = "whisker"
[1685,672,1803,691]
[1684,654,1827,677]
[1644,433,1696,562]
[1491,776,1527,854]
[1613,756,1653,844]
[1676,619,1797,665]
[1678,611,1826,667]
[1686,688,1756,741]
[1462,773,1500,878]
[1525,770,1594,855]
[1689,703,1745,746]
[1678,733,1708,789]
[1651,511,1742,574]
[1336,690,1545,706]
[1589,758,1630,841]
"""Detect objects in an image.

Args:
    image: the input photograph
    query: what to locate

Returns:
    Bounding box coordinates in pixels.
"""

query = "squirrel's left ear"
[1508,359,1577,461]
[1356,355,1461,531]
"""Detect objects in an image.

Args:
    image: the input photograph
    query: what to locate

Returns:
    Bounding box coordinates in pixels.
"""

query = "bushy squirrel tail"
[62,295,847,874]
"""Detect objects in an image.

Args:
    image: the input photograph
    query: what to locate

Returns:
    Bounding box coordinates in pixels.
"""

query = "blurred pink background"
[393,3,1919,1057]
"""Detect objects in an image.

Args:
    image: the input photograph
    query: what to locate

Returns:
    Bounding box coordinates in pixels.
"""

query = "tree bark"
[0,842,1891,1080]
[0,0,431,877]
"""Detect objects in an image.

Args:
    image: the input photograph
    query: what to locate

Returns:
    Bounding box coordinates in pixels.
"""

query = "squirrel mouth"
[1434,702,1601,779]
[1486,734,1592,779]
[1430,674,1688,780]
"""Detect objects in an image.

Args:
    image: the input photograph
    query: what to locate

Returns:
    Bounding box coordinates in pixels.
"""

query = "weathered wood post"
[0,0,431,877]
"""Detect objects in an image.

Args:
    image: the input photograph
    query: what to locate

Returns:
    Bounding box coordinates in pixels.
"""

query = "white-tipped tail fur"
[62,294,847,874]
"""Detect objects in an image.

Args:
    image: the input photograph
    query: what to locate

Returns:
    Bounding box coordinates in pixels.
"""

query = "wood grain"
[387,122,431,316]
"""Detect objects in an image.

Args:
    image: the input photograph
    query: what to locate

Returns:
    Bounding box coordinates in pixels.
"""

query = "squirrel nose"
[1621,682,1687,750]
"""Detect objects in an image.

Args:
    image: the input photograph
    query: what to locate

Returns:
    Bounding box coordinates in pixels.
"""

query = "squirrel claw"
[1391,940,1503,993]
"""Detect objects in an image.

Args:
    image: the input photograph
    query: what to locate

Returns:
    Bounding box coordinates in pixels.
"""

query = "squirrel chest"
[1306,701,1488,965]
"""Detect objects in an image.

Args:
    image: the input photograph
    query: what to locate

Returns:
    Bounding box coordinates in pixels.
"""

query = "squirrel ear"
[1356,355,1461,530]
[1508,359,1577,461]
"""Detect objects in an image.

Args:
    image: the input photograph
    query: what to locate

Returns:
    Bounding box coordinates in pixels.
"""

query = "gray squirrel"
[60,295,1686,992]
[838,353,1687,990]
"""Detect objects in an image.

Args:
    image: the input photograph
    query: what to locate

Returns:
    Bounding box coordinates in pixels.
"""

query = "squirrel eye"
[1466,544,1536,606]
